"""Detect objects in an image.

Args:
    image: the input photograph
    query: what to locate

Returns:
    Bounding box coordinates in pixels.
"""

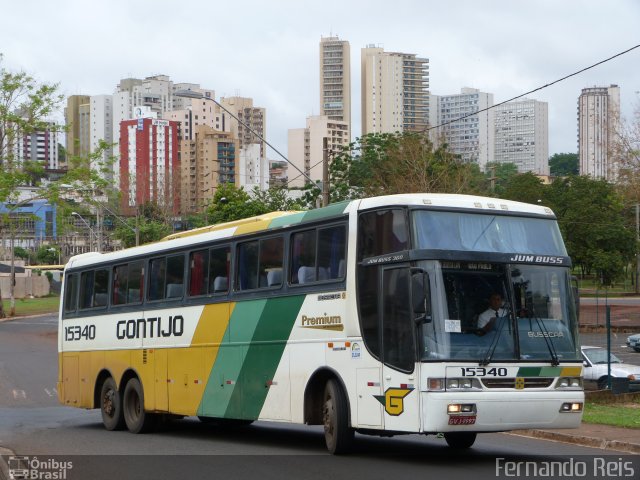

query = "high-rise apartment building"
[12,121,59,170]
[320,36,351,135]
[219,96,266,163]
[578,85,621,180]
[119,118,179,216]
[432,88,494,169]
[494,99,549,175]
[287,115,349,188]
[361,46,429,135]
[90,95,114,174]
[239,144,268,192]
[65,95,90,162]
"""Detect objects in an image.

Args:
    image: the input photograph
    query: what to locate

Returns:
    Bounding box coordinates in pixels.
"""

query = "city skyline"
[1,0,638,161]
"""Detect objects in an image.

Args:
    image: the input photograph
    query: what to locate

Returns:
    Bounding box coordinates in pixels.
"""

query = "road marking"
[12,389,26,400]
[44,388,58,397]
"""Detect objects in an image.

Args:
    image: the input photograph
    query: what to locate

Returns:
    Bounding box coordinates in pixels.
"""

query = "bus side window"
[148,258,166,301]
[290,230,316,284]
[63,273,78,314]
[259,237,283,288]
[189,249,209,296]
[318,225,346,280]
[128,261,144,303]
[237,240,259,290]
[79,271,94,310]
[93,269,109,307]
[113,264,128,305]
[166,255,185,298]
[209,246,230,294]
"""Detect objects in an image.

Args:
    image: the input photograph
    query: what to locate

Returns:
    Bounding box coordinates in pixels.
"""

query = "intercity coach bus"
[58,193,584,453]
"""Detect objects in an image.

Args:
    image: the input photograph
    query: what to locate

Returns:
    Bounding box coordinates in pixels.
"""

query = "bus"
[58,193,584,453]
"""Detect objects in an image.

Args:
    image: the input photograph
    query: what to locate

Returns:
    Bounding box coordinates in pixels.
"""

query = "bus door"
[380,265,421,432]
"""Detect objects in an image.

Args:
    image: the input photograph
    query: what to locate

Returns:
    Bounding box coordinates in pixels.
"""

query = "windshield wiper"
[479,313,509,366]
[531,313,560,366]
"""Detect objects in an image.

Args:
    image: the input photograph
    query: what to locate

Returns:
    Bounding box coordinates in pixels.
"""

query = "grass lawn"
[1,295,60,317]
[582,403,640,429]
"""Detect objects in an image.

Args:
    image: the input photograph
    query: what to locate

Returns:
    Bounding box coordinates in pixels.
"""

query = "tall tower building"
[361,46,429,135]
[287,115,349,188]
[65,95,90,162]
[432,88,494,169]
[494,99,549,175]
[90,95,114,174]
[578,85,621,180]
[320,36,351,135]
[13,121,59,170]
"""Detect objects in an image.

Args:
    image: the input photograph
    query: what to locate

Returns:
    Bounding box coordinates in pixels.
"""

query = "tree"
[499,172,546,205]
[549,153,579,176]
[545,176,635,285]
[0,56,64,317]
[35,245,59,265]
[301,132,487,209]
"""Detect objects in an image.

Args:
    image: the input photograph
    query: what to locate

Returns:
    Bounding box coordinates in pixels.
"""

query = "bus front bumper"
[421,390,584,433]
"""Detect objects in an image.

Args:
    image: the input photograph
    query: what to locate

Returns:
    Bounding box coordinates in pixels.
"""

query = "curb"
[509,430,640,455]
[0,312,58,323]
[0,447,16,480]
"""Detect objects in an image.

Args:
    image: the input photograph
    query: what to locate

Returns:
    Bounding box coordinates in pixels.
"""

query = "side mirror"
[582,360,589,368]
[411,269,431,324]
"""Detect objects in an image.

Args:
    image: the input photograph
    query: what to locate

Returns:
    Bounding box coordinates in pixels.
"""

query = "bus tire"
[444,432,477,449]
[123,378,157,434]
[100,377,125,431]
[322,379,354,454]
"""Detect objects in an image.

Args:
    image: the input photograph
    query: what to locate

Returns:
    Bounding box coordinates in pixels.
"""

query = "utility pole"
[322,137,329,207]
[635,203,640,293]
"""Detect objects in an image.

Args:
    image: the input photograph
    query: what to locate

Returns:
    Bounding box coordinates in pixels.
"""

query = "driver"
[477,292,506,336]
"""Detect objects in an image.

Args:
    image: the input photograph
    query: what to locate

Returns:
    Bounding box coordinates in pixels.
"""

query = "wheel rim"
[323,392,335,441]
[103,388,116,418]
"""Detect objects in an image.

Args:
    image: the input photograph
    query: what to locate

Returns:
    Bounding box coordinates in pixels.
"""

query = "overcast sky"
[1,0,638,161]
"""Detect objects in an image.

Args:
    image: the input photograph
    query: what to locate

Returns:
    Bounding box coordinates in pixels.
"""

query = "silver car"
[581,346,640,392]
[626,333,640,352]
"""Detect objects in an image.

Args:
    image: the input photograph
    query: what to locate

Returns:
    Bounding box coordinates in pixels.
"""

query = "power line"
[425,44,640,133]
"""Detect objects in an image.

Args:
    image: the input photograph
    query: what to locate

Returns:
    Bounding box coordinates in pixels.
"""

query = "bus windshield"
[420,262,581,363]
[413,210,567,255]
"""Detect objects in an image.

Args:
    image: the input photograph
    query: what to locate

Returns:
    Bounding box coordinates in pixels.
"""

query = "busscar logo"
[300,314,343,331]
[374,387,414,416]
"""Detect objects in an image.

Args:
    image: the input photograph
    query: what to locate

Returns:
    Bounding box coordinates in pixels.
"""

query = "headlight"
[446,377,482,390]
[556,377,582,389]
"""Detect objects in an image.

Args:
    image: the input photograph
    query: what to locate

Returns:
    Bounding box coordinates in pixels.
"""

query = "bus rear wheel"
[123,378,157,433]
[100,377,125,431]
[322,379,354,454]
[444,432,477,449]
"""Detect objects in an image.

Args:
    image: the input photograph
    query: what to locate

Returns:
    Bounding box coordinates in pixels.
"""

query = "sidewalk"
[512,423,640,454]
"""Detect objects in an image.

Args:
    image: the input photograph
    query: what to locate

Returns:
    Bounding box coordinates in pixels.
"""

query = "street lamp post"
[71,212,98,252]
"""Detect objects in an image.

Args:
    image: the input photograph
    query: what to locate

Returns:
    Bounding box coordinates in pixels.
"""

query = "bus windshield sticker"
[445,319,461,333]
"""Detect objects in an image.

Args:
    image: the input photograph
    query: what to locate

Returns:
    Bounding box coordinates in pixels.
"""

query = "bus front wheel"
[322,379,354,454]
[123,378,157,433]
[100,377,125,431]
[444,432,477,449]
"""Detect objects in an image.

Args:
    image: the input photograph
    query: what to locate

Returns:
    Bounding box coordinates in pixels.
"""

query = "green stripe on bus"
[299,201,349,223]
[225,295,306,419]
[268,212,306,229]
[197,300,267,418]
[516,367,563,377]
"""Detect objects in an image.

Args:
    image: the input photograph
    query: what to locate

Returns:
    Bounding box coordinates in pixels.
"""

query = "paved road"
[0,314,637,480]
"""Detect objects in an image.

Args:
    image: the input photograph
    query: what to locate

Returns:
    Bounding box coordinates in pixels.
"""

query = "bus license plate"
[448,416,476,425]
